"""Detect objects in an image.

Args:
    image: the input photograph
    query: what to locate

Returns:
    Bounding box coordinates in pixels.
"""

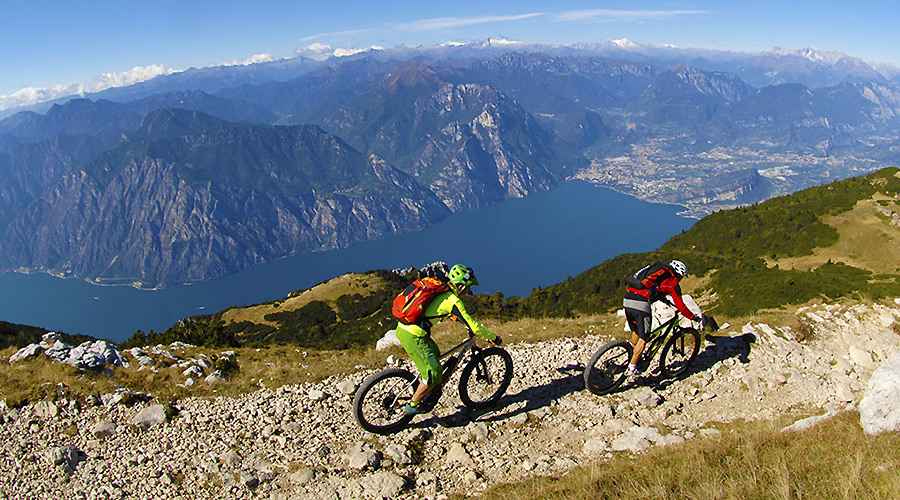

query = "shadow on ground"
[414,332,758,429]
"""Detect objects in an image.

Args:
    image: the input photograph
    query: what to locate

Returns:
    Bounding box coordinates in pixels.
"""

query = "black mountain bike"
[583,310,701,395]
[353,333,513,435]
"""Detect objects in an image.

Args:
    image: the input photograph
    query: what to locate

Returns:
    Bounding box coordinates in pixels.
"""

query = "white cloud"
[217,53,277,67]
[552,9,707,23]
[0,64,176,112]
[294,43,384,61]
[96,64,175,87]
[0,55,282,113]
[393,13,544,32]
[334,46,383,57]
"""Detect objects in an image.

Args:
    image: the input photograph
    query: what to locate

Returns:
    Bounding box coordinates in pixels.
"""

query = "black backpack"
[627,262,672,299]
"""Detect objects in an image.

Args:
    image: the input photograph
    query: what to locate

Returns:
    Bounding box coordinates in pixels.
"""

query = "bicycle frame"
[434,333,480,384]
[400,333,481,407]
[638,311,684,366]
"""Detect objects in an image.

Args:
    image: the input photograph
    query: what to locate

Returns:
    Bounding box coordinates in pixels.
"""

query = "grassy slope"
[523,167,900,319]
[466,411,900,500]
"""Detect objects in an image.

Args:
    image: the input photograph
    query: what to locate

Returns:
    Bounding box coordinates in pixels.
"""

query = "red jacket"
[626,271,697,321]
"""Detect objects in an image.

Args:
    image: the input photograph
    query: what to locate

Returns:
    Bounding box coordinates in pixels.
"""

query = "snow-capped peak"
[769,46,849,64]
[611,38,638,49]
[482,37,527,47]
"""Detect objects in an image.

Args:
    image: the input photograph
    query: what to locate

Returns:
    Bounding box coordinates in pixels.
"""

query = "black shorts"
[624,298,652,341]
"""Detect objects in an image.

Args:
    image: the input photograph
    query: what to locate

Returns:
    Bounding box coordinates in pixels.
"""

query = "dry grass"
[0,312,629,408]
[221,272,388,325]
[0,342,408,406]
[766,196,900,275]
[465,411,900,500]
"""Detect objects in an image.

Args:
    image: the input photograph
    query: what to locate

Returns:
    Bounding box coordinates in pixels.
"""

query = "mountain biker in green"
[395,264,502,415]
[623,259,704,377]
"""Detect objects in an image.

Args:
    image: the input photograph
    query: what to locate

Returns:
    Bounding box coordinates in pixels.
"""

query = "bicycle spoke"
[660,328,701,378]
[353,369,417,434]
[459,348,514,409]
[584,340,633,395]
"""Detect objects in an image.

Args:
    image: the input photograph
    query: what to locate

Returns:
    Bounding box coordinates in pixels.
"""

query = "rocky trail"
[2,300,900,500]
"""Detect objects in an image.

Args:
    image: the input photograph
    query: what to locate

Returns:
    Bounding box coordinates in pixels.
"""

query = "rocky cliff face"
[1,111,451,286]
[3,53,900,286]
[320,62,586,212]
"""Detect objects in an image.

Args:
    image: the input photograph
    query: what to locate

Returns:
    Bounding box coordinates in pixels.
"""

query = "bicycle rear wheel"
[583,340,633,395]
[660,327,701,378]
[459,347,513,409]
[352,368,417,434]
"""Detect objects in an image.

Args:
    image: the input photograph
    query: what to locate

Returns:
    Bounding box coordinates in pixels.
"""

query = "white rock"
[204,370,226,384]
[9,343,43,363]
[92,420,117,439]
[376,330,402,351]
[33,401,59,418]
[289,468,315,484]
[782,410,840,432]
[129,405,168,430]
[582,437,608,455]
[47,445,81,473]
[347,442,381,470]
[358,471,406,498]
[859,351,900,434]
[445,442,474,466]
[336,380,356,395]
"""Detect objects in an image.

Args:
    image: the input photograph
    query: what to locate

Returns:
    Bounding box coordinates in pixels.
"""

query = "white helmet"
[669,259,688,277]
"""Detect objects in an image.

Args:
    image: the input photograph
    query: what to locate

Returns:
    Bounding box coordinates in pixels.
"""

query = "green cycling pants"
[395,326,443,386]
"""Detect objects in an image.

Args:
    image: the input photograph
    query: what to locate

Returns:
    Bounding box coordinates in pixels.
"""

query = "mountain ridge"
[2,51,900,288]
[1,110,453,286]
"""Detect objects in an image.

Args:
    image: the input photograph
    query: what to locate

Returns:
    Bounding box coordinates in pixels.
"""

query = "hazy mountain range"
[1,40,899,287]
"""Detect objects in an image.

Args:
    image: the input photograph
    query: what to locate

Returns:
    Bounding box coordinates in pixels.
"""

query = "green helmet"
[448,264,479,287]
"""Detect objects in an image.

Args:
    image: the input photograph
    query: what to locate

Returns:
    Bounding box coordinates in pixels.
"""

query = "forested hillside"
[522,167,900,318]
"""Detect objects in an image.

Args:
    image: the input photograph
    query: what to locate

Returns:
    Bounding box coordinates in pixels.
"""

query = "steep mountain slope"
[0,99,141,151]
[320,61,587,211]
[0,92,280,231]
[1,110,450,286]
[3,52,900,288]
[630,65,756,127]
[5,299,899,499]
[124,89,276,124]
[216,56,399,124]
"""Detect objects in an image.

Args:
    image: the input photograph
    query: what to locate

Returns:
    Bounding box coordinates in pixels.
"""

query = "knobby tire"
[458,347,513,409]
[660,327,701,378]
[352,368,417,435]
[583,340,633,395]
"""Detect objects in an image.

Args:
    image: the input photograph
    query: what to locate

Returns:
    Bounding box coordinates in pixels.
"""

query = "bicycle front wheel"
[583,340,633,395]
[459,347,513,409]
[660,327,701,378]
[352,368,417,434]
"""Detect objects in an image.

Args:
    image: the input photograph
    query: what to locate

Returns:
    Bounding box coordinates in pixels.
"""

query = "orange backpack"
[392,277,449,326]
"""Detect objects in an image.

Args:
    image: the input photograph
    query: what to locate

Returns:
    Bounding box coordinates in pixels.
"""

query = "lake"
[0,181,694,342]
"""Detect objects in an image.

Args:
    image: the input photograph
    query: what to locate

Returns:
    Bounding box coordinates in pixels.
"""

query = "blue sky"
[1,1,898,108]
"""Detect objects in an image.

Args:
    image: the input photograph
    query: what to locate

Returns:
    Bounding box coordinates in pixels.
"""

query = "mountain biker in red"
[395,264,502,415]
[623,259,704,377]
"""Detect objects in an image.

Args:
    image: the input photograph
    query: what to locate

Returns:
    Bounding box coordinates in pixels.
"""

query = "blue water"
[0,181,693,342]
